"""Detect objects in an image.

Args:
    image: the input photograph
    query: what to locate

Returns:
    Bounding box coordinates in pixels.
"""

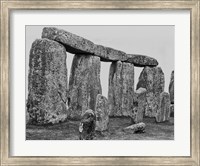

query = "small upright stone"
[131,88,147,124]
[136,66,165,117]
[108,61,134,117]
[170,104,174,117]
[95,94,109,131]
[169,70,174,104]
[26,38,68,125]
[155,92,170,122]
[79,109,96,140]
[69,55,102,119]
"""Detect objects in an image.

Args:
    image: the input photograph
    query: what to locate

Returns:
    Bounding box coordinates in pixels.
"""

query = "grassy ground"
[26,117,174,140]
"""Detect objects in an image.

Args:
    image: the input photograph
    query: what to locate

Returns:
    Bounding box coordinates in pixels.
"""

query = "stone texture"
[79,109,96,140]
[169,70,174,104]
[108,61,134,117]
[170,104,174,117]
[68,55,102,119]
[42,27,158,67]
[26,38,68,125]
[95,94,109,131]
[155,92,171,122]
[42,27,95,55]
[125,54,158,67]
[136,66,165,117]
[123,122,146,133]
[131,88,147,124]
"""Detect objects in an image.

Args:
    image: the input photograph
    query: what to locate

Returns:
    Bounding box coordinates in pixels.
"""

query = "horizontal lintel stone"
[42,27,158,67]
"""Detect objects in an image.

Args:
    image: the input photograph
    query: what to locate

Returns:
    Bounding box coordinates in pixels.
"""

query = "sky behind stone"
[26,25,174,98]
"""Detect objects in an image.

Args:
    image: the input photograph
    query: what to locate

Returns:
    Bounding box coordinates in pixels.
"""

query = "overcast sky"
[26,25,174,98]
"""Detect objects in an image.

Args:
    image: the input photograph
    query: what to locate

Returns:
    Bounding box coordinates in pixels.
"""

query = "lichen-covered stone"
[169,70,174,104]
[131,88,147,124]
[170,104,174,117]
[26,38,68,125]
[136,66,165,117]
[42,27,158,67]
[155,92,171,122]
[79,109,96,140]
[108,61,134,117]
[42,27,95,55]
[95,94,109,131]
[125,54,158,67]
[69,55,102,119]
[123,122,146,133]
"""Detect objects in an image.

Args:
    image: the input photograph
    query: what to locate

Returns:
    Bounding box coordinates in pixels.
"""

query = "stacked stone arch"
[27,27,172,126]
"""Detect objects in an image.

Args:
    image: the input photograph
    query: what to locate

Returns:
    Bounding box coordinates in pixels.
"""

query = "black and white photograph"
[26,25,174,140]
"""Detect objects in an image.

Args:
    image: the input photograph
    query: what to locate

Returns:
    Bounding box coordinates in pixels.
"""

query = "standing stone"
[79,109,96,140]
[136,66,165,117]
[170,104,174,117]
[131,88,147,124]
[26,38,68,125]
[169,70,174,104]
[108,61,134,117]
[69,55,102,119]
[95,94,109,131]
[155,92,171,122]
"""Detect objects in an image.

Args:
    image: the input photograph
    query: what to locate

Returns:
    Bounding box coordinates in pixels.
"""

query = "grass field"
[26,117,174,140]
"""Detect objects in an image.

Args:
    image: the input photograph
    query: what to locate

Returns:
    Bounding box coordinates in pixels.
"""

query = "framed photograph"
[1,0,199,165]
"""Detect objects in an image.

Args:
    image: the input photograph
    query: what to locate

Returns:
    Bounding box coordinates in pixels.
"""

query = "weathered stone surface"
[79,109,96,140]
[94,44,127,62]
[108,61,134,117]
[42,27,95,55]
[95,94,109,131]
[125,54,158,67]
[42,27,158,67]
[123,122,146,133]
[69,55,102,119]
[136,66,165,117]
[169,70,174,104]
[26,38,68,125]
[170,104,174,117]
[131,88,147,124]
[155,92,171,122]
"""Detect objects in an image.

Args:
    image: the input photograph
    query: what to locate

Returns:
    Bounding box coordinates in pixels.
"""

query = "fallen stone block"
[123,122,146,133]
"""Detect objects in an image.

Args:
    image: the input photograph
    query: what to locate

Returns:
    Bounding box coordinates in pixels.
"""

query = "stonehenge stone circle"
[108,61,134,117]
[68,55,102,119]
[26,38,68,124]
[131,88,147,124]
[95,94,109,131]
[27,27,174,126]
[42,27,158,67]
[155,92,171,122]
[136,66,165,117]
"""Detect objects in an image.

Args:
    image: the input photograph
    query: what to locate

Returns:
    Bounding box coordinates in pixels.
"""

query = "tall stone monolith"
[68,55,102,119]
[155,92,171,122]
[131,88,147,124]
[26,38,68,125]
[108,61,134,117]
[136,66,165,117]
[95,94,109,131]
